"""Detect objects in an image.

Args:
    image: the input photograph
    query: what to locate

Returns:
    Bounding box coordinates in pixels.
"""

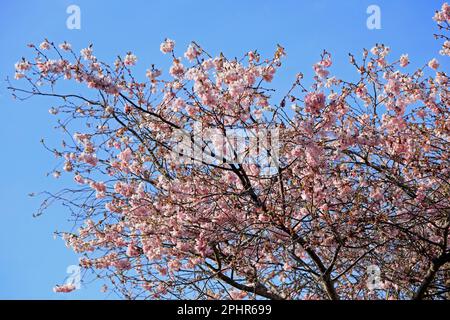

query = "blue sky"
[0,0,447,299]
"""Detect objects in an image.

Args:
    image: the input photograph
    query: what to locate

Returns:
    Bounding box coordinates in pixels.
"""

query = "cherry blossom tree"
[8,3,450,300]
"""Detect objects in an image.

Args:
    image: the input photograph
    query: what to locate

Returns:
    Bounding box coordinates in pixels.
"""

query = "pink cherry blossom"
[160,38,175,54]
[59,42,72,51]
[124,52,137,66]
[169,59,185,78]
[15,60,31,72]
[39,40,50,50]
[53,283,76,293]
[304,91,326,114]
[428,58,439,69]
[399,54,409,67]
[184,44,200,61]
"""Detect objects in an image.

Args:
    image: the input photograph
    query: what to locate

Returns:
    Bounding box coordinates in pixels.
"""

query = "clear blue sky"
[0,0,447,299]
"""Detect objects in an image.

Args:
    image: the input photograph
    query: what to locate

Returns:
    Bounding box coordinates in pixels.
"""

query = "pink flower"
[186,105,197,116]
[15,60,31,72]
[124,53,137,66]
[14,72,25,80]
[440,40,450,56]
[416,109,427,119]
[399,54,409,67]
[80,47,94,60]
[305,144,323,167]
[384,79,400,95]
[168,259,181,271]
[436,72,448,85]
[124,104,133,114]
[59,42,72,51]
[73,133,90,143]
[90,181,106,193]
[40,40,50,50]
[304,92,326,114]
[160,38,175,54]
[48,107,59,115]
[224,172,238,184]
[172,98,186,112]
[201,59,214,70]
[433,3,450,23]
[146,69,162,81]
[184,44,200,61]
[313,64,329,78]
[63,162,73,172]
[74,174,85,185]
[262,65,276,82]
[370,188,384,201]
[229,290,247,300]
[428,58,439,70]
[169,60,185,79]
[126,243,140,257]
[105,201,122,213]
[118,148,133,162]
[253,108,263,120]
[53,283,76,293]
[113,259,131,271]
[313,55,332,78]
[320,57,332,68]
